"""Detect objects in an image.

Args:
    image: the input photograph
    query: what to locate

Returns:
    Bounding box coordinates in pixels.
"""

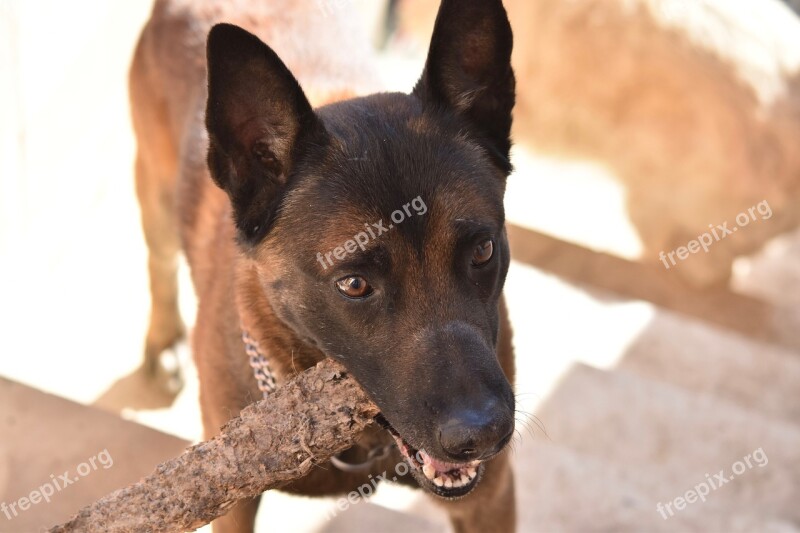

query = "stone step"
[0,377,190,531]
[515,439,799,532]
[533,364,800,525]
[617,309,800,424]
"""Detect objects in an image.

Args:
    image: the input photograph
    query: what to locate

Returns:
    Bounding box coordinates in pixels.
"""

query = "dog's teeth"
[433,476,445,487]
[460,474,470,484]
[444,478,453,488]
[422,463,437,480]
[466,467,477,479]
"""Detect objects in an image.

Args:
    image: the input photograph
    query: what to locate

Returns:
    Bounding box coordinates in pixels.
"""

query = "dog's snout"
[438,399,514,462]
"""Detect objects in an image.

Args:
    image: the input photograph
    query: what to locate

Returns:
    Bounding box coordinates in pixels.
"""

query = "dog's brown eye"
[336,276,373,298]
[472,240,494,266]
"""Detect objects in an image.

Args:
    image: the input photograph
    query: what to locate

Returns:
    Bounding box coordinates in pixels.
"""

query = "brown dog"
[131,0,517,531]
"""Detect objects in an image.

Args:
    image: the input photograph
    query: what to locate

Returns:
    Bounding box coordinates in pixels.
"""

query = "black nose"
[438,400,514,462]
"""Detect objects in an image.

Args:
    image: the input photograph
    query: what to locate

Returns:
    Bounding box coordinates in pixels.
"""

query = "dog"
[130,0,517,531]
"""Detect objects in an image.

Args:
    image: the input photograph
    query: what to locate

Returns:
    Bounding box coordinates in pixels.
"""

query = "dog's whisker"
[514,391,543,399]
[515,416,537,441]
[514,408,550,440]
[529,415,550,440]
[507,435,523,458]
[515,413,547,441]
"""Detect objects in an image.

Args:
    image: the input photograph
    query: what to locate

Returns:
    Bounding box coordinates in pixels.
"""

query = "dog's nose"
[438,400,514,462]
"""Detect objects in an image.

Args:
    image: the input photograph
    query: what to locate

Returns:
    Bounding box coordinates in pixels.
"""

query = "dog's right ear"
[205,23,324,245]
[413,0,515,173]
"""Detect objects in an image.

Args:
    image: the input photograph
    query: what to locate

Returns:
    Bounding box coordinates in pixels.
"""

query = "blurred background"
[1,0,799,531]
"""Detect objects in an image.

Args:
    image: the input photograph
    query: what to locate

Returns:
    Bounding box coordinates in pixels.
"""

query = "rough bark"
[49,359,379,532]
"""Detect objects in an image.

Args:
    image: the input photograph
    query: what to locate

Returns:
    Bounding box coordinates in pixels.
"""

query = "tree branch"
[49,359,379,532]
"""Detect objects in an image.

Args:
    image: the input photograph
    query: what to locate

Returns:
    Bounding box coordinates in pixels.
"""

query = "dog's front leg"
[211,496,260,533]
[437,450,516,533]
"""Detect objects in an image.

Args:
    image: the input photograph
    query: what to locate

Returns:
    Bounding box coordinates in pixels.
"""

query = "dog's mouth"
[379,418,484,499]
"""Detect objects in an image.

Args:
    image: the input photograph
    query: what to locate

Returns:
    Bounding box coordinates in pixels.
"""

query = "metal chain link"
[242,327,394,472]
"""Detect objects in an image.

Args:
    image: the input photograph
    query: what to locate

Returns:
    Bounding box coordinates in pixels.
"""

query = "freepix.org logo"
[658,200,773,270]
[1,449,114,521]
[656,447,768,520]
[316,196,428,270]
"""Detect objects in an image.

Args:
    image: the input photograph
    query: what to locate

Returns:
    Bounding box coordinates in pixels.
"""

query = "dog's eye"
[335,276,373,299]
[472,239,494,267]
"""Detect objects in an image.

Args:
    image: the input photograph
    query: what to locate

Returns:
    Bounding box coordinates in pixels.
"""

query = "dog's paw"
[144,340,189,395]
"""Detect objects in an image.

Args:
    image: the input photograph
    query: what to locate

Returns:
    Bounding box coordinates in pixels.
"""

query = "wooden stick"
[49,359,379,532]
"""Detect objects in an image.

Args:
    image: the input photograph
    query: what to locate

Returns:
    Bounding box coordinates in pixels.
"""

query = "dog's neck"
[234,257,326,387]
[234,254,393,457]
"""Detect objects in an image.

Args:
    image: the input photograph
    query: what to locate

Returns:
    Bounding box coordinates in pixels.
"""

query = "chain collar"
[241,328,394,473]
[242,329,277,397]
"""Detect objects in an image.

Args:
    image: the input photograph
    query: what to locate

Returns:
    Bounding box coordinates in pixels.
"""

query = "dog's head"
[205,0,515,498]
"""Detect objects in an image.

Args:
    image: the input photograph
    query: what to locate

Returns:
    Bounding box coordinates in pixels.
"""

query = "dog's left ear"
[413,0,515,171]
[205,23,325,245]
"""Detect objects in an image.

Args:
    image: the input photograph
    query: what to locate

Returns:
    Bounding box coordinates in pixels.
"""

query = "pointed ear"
[413,0,515,171]
[205,23,324,244]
